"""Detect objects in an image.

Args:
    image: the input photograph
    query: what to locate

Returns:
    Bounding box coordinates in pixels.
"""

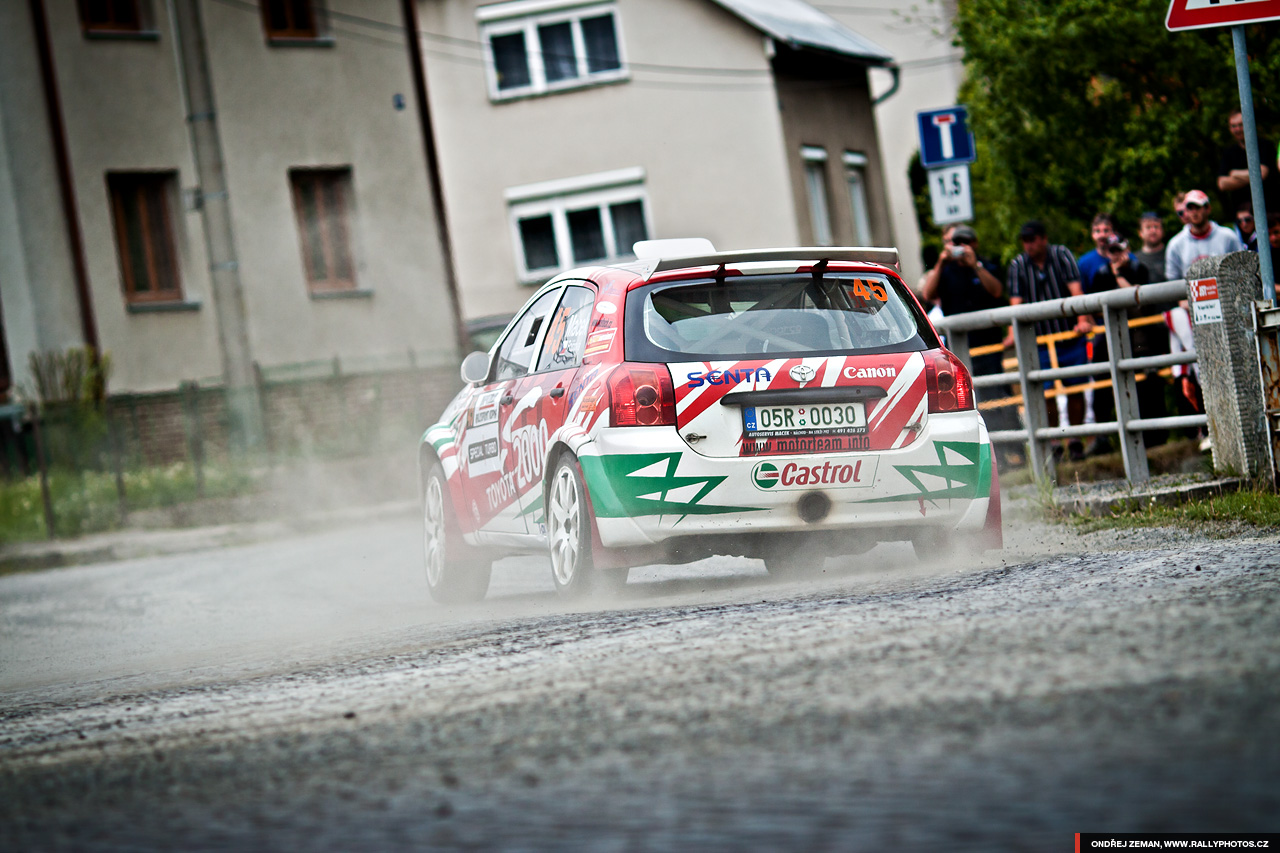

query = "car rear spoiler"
[611,246,901,280]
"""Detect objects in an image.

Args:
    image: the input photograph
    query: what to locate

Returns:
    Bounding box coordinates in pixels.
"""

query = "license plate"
[743,402,867,437]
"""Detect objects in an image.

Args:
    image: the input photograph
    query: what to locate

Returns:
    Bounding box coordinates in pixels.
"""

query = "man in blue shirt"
[1078,213,1118,293]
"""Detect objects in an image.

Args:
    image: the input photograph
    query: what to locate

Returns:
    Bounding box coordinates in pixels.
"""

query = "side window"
[535,285,595,372]
[493,289,561,381]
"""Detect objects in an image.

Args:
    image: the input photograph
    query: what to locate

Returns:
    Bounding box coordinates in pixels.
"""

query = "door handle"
[500,394,514,405]
[549,387,566,398]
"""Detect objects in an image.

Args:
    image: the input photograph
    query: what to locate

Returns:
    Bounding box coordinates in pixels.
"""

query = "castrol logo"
[751,459,871,490]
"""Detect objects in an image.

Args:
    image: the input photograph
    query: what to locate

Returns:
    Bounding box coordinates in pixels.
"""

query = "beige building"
[416,0,899,326]
[0,0,899,413]
[0,0,460,403]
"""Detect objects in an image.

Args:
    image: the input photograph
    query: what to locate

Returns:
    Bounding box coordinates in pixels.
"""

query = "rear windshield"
[625,272,938,361]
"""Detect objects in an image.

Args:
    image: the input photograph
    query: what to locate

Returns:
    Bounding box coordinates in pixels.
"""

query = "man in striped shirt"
[1006,220,1094,458]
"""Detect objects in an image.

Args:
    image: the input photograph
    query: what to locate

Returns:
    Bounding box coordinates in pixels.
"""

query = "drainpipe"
[872,64,901,106]
[401,0,470,358]
[29,0,100,358]
[170,0,264,448]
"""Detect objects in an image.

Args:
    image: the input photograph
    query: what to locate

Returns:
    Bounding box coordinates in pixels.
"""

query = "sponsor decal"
[749,459,873,490]
[467,438,499,465]
[789,364,817,384]
[485,471,517,510]
[843,365,897,380]
[752,461,780,489]
[584,328,616,356]
[472,390,502,426]
[687,367,772,388]
[596,301,617,314]
[511,420,550,490]
[741,434,871,456]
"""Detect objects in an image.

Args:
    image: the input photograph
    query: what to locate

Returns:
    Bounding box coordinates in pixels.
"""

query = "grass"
[1072,484,1280,535]
[0,461,257,543]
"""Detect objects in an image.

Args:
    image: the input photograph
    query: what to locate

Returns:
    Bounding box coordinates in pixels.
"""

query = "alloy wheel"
[549,466,581,587]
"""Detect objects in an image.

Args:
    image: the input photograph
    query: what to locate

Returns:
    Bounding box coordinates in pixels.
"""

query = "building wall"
[772,51,892,249]
[825,1,964,284]
[0,0,460,400]
[0,1,90,393]
[203,0,459,373]
[419,0,802,321]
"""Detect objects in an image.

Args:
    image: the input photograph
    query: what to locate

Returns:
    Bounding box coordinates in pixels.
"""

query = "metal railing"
[935,279,1207,483]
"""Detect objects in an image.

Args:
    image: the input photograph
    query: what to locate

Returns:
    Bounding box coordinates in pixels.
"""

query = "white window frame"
[802,146,833,247]
[843,151,873,246]
[506,167,651,283]
[478,0,628,101]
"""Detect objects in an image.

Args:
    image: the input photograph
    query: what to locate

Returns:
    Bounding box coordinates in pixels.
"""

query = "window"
[290,168,356,293]
[506,169,650,282]
[479,2,625,100]
[107,172,182,304]
[262,0,326,43]
[493,288,562,381]
[78,0,152,36]
[535,285,595,372]
[802,146,833,247]
[844,152,873,245]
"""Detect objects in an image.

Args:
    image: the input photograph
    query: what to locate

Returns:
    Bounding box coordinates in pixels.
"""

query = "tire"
[423,461,491,604]
[546,456,605,598]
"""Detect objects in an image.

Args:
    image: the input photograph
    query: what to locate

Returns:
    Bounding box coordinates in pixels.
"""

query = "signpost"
[1167,0,1276,301]
[918,105,976,228]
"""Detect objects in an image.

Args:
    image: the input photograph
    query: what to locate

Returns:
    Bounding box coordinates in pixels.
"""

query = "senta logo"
[687,367,772,388]
[751,459,867,490]
[789,364,817,384]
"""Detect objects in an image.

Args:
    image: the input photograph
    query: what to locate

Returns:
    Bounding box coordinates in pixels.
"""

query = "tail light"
[924,349,974,413]
[608,364,676,426]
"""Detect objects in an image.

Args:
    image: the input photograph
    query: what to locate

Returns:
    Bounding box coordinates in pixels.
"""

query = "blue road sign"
[917,106,976,168]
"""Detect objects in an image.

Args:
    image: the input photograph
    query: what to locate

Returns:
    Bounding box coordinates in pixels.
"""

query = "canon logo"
[843,366,897,380]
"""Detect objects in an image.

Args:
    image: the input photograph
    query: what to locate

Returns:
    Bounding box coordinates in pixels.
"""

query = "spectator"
[1235,201,1259,252]
[1173,192,1189,229]
[1270,212,1280,284]
[1089,234,1168,450]
[921,224,1017,457]
[1165,190,1243,281]
[1133,211,1167,281]
[1218,110,1277,214]
[1006,220,1092,460]
[1078,213,1117,293]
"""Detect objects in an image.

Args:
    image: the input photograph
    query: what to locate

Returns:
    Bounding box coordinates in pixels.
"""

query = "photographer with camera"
[922,224,1016,456]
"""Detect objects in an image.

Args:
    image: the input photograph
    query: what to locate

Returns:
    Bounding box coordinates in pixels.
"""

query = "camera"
[950,246,967,259]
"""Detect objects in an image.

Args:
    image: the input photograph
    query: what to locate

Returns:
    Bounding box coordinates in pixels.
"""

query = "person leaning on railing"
[1004,220,1093,461]
[1087,234,1170,452]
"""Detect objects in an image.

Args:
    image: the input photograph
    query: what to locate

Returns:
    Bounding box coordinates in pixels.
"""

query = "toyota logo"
[789,364,816,384]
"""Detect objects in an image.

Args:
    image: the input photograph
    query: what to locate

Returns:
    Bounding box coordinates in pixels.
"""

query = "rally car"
[419,239,1001,602]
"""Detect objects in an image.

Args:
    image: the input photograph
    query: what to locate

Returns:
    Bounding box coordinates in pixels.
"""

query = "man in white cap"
[1164,189,1241,443]
[1165,189,1242,281]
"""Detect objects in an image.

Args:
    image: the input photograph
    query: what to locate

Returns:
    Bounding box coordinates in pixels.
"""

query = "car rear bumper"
[577,411,996,549]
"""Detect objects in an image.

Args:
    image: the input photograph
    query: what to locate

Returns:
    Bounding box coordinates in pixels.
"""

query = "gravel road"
[1,508,1278,851]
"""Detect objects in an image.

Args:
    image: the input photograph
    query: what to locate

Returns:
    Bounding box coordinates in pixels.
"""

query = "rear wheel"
[547,457,607,598]
[423,462,491,604]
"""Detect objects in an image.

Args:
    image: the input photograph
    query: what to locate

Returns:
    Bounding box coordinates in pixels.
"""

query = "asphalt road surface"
[2,509,1278,851]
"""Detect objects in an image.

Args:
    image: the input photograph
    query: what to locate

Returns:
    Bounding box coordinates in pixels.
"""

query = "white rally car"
[419,241,1002,602]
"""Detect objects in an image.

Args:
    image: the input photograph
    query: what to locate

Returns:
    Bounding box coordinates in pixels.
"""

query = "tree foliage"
[950,0,1280,262]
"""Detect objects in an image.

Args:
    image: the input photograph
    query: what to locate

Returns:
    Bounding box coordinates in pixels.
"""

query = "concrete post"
[1186,252,1269,478]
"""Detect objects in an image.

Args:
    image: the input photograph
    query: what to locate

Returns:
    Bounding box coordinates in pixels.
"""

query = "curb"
[1057,477,1245,518]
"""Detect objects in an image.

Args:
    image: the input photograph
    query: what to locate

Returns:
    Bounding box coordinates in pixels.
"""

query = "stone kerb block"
[1186,251,1268,478]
